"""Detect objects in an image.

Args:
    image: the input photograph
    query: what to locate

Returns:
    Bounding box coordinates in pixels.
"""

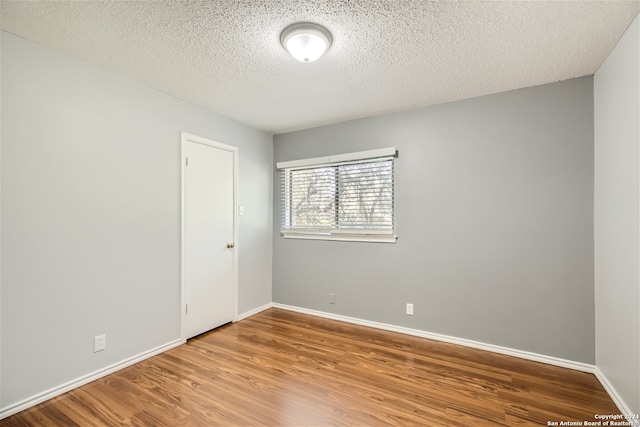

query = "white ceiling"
[1,1,638,134]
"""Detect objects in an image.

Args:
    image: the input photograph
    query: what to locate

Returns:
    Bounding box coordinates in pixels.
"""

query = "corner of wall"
[594,12,640,416]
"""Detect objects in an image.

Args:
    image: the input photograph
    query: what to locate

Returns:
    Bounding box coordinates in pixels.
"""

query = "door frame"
[180,132,238,342]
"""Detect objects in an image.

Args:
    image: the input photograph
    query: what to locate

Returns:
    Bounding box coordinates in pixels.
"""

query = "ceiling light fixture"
[280,22,332,63]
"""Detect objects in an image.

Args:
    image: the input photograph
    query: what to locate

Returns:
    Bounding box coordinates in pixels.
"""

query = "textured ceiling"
[1,1,639,134]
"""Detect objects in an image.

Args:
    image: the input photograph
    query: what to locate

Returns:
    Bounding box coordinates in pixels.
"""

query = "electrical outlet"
[329,293,336,304]
[94,335,106,352]
[406,303,414,316]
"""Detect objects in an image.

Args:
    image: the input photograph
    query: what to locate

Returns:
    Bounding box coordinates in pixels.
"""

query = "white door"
[182,134,236,340]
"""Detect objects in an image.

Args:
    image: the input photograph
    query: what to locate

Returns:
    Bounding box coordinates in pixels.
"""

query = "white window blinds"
[278,148,396,243]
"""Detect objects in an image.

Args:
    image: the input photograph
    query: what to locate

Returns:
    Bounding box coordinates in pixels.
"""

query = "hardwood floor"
[2,308,619,426]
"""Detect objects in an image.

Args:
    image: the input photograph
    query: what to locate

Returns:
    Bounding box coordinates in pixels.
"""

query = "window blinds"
[278,148,396,243]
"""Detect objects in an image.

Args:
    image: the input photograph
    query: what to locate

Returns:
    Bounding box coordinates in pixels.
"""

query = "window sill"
[281,232,397,243]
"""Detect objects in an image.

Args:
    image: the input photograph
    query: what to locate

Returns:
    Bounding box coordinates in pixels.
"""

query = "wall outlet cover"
[94,335,106,352]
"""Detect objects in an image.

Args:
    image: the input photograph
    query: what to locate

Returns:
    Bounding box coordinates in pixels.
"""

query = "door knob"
[226,243,235,249]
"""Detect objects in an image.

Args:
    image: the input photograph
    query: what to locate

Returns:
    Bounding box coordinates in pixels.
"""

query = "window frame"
[277,147,397,243]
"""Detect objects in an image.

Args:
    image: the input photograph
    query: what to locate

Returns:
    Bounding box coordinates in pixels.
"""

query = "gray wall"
[0,31,272,409]
[273,77,595,363]
[594,15,640,413]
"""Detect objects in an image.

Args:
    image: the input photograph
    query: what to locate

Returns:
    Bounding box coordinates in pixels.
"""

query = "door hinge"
[186,157,189,166]
[186,304,188,314]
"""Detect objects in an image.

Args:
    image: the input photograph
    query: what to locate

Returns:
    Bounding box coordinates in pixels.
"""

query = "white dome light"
[280,23,332,63]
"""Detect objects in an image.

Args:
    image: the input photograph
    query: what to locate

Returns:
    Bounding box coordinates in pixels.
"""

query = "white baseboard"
[0,339,182,420]
[273,303,596,373]
[237,302,274,321]
[594,368,640,427]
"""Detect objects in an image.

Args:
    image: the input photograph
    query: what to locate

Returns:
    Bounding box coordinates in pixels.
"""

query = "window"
[278,147,396,243]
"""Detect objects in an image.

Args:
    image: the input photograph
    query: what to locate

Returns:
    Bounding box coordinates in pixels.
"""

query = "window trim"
[281,231,396,243]
[278,147,397,243]
[276,147,396,170]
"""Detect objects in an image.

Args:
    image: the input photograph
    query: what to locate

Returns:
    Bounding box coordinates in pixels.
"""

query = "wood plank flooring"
[1,308,620,426]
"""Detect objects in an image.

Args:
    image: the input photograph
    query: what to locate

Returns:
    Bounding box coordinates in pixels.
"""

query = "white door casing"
[181,132,238,341]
